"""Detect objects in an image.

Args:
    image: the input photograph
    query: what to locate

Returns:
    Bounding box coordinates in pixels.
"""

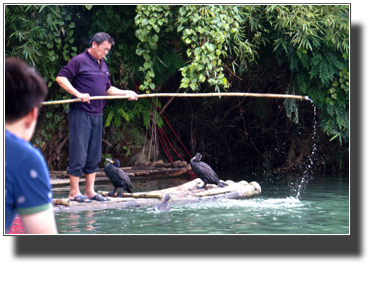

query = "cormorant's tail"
[218,181,228,187]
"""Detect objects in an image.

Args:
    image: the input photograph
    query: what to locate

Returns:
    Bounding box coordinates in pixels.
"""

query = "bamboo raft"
[50,160,191,186]
[52,178,261,212]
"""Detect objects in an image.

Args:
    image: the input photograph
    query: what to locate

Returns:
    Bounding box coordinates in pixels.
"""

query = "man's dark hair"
[5,57,48,123]
[90,32,115,47]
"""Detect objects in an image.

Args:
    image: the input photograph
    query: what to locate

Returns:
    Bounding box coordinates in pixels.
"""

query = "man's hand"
[105,86,138,101]
[76,93,91,103]
[56,76,90,103]
[126,90,138,101]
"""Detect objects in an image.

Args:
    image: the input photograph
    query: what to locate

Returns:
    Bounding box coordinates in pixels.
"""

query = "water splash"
[295,100,318,199]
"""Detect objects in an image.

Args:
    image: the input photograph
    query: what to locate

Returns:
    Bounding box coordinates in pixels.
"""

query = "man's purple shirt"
[57,49,112,116]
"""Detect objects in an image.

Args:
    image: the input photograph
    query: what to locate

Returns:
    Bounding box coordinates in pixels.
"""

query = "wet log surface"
[52,178,261,213]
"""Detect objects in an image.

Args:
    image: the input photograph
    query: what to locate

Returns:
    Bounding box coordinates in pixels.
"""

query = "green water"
[53,173,349,234]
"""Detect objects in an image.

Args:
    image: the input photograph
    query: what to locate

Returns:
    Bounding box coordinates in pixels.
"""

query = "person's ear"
[25,107,38,128]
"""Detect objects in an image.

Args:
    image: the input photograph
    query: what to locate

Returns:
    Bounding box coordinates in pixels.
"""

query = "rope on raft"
[158,105,192,159]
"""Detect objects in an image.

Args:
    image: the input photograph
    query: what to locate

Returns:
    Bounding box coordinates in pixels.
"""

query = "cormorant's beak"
[169,198,175,204]
[106,158,114,163]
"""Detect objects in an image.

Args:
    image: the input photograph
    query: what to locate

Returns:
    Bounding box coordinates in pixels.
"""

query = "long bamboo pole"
[42,92,312,105]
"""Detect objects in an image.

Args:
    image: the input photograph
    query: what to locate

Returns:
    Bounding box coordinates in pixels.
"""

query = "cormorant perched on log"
[190,152,228,189]
[105,158,133,197]
[152,195,171,212]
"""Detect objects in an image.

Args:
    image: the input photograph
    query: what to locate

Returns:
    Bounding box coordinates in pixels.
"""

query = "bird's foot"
[117,189,123,197]
[108,191,116,197]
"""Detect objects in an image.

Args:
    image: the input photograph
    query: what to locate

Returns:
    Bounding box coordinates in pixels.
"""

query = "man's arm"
[55,76,91,103]
[106,86,138,101]
[21,209,58,234]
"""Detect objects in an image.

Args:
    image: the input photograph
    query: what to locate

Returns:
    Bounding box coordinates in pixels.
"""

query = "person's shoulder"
[68,51,86,63]
[5,130,31,155]
[6,131,47,170]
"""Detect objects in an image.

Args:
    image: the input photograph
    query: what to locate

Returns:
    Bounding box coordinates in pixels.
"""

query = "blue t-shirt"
[5,130,53,234]
[57,49,112,116]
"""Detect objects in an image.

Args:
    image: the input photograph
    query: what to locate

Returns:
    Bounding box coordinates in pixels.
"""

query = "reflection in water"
[58,210,97,233]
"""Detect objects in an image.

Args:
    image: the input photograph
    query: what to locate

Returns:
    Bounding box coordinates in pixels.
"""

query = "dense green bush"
[5,4,349,171]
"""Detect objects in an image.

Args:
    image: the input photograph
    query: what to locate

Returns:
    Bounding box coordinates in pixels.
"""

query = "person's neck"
[87,48,100,65]
[5,120,33,142]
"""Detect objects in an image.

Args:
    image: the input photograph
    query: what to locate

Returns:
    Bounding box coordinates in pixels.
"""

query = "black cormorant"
[190,152,228,189]
[104,158,134,197]
[152,195,171,212]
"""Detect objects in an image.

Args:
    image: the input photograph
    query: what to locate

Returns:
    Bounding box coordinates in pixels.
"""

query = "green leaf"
[206,43,215,52]
[143,62,152,69]
[179,6,186,15]
[55,38,61,44]
[143,53,151,60]
[136,48,145,56]
[177,25,184,32]
[69,22,75,28]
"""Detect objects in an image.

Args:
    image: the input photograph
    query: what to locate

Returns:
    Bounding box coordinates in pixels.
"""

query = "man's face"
[92,40,112,60]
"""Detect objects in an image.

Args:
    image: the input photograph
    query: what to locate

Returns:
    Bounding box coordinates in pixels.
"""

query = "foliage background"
[5,4,349,173]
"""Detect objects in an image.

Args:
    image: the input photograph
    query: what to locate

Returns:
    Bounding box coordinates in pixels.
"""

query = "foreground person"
[5,58,58,234]
[56,32,138,203]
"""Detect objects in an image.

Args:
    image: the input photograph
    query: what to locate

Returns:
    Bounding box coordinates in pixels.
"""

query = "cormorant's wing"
[114,168,133,188]
[192,161,219,184]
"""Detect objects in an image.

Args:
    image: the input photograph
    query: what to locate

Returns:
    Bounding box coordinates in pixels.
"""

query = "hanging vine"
[135,5,173,93]
[177,5,257,92]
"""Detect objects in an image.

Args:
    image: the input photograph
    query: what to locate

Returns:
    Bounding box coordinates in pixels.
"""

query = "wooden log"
[132,166,155,170]
[52,179,261,213]
[52,199,70,206]
[173,161,188,167]
[155,163,171,167]
[98,191,163,199]
[133,171,150,176]
[196,181,262,199]
[49,166,189,187]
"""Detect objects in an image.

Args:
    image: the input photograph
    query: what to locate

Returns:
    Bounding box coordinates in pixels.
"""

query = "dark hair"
[90,32,115,47]
[5,57,48,123]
